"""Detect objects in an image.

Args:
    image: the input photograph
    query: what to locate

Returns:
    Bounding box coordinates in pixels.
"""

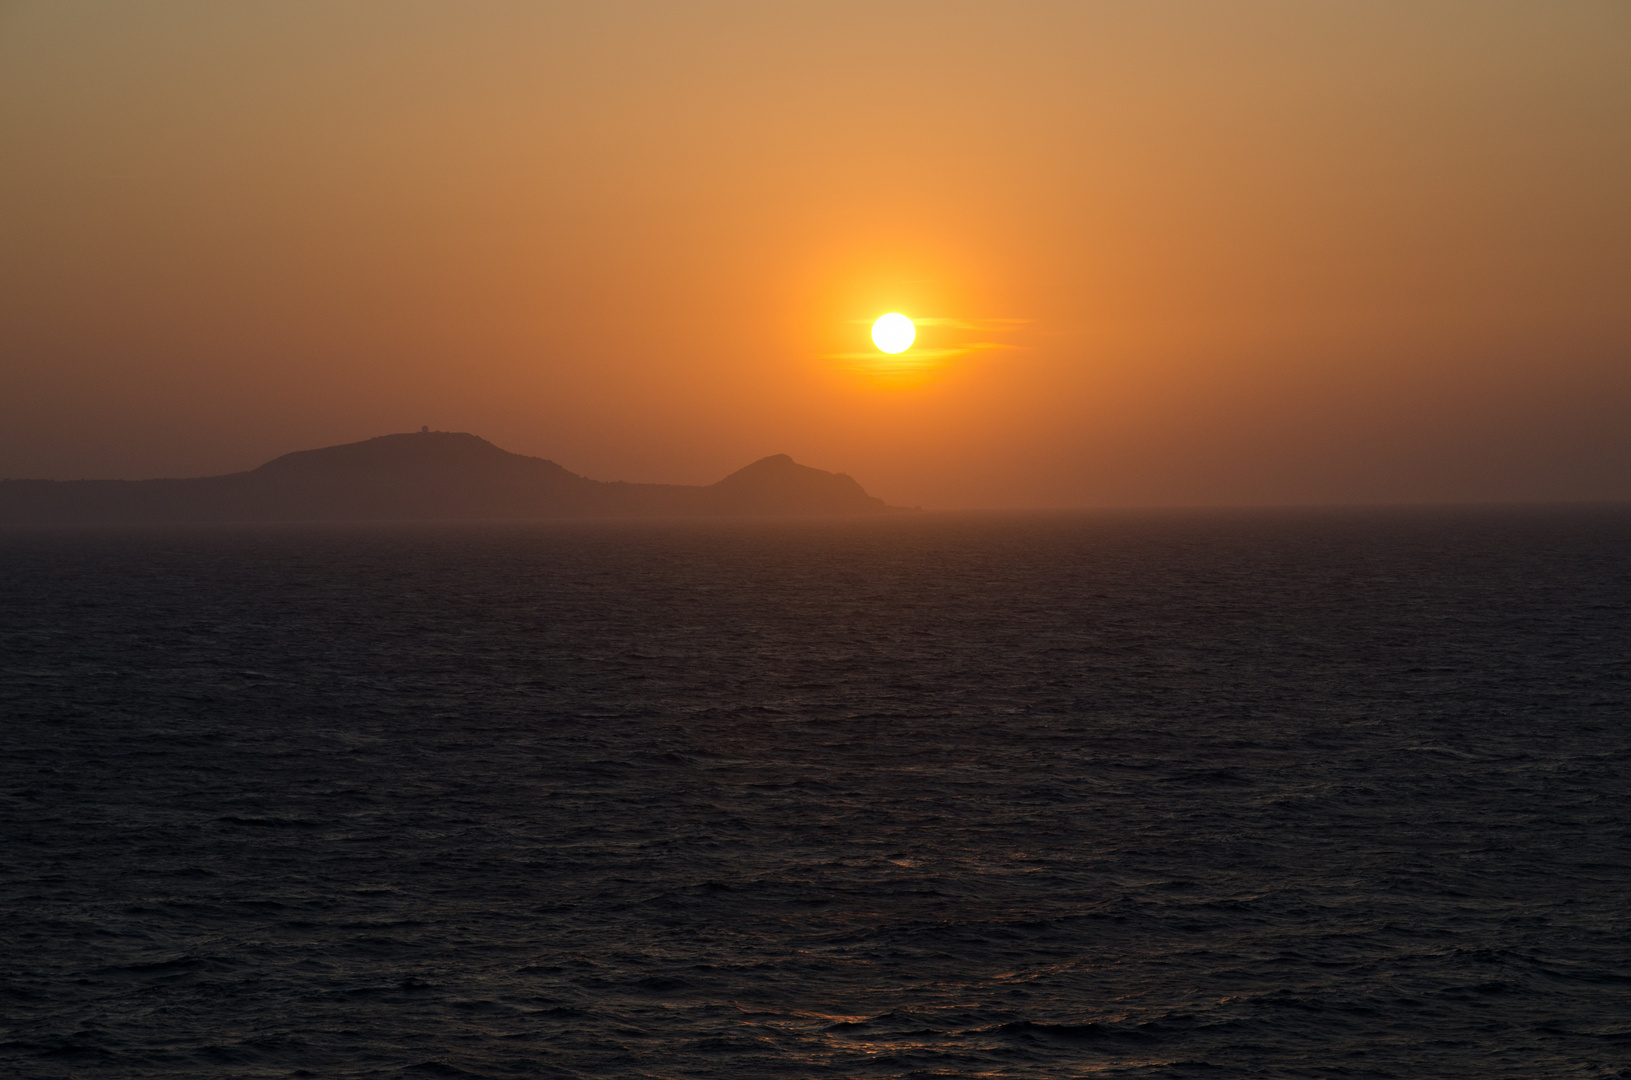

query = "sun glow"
[871,313,915,354]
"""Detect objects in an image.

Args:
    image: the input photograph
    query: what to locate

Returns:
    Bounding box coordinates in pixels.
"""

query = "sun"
[871,313,915,354]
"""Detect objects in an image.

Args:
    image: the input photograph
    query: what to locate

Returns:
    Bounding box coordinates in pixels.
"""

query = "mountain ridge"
[0,431,896,523]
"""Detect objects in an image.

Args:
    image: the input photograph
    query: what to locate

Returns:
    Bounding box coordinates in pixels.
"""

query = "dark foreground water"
[2,508,1629,1079]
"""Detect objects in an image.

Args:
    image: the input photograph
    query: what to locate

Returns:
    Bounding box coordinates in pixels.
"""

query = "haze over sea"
[3,508,1628,1079]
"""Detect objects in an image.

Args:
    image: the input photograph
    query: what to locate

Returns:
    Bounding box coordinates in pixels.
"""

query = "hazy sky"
[2,1,1627,506]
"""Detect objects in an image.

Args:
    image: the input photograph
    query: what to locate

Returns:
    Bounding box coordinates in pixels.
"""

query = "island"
[0,431,898,523]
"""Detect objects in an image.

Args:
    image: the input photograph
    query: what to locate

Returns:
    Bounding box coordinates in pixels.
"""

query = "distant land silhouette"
[0,432,897,523]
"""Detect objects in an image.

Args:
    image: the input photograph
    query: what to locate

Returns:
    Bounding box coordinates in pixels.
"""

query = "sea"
[2,508,1628,1079]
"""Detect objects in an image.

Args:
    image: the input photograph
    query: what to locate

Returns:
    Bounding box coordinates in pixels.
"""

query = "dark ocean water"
[2,508,1629,1079]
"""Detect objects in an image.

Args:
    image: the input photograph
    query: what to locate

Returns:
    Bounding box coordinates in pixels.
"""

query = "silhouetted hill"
[704,454,884,514]
[0,432,892,523]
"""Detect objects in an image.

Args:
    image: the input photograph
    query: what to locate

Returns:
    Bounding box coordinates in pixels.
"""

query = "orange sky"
[2,1,1627,507]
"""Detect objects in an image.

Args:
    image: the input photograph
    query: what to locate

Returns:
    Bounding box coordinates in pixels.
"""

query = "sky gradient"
[1,1,1627,507]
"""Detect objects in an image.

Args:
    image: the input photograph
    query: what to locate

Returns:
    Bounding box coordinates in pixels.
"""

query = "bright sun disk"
[871,313,915,354]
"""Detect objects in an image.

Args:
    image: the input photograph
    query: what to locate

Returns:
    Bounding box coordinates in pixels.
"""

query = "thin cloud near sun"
[826,341,1022,363]
[909,317,1032,332]
[827,315,1031,369]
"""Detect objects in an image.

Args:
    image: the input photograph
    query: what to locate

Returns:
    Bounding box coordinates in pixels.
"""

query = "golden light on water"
[871,313,916,354]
